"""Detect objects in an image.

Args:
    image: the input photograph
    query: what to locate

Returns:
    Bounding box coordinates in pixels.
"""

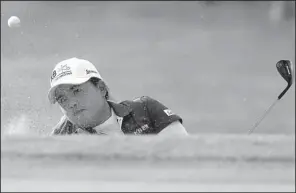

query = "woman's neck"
[91,103,112,128]
[77,102,112,129]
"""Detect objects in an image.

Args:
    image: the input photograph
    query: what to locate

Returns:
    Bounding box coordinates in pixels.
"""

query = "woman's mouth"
[73,109,85,116]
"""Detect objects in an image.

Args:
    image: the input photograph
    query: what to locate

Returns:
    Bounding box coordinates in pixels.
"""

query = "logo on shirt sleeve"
[164,109,174,116]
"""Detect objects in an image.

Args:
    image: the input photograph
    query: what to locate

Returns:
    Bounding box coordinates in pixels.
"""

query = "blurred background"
[1,1,295,135]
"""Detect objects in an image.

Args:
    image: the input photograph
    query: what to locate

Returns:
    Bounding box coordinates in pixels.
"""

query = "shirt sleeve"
[140,96,183,133]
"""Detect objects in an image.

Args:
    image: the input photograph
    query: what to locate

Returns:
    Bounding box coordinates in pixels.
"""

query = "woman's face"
[54,81,107,128]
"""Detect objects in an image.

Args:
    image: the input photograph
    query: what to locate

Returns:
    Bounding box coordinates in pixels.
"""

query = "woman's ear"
[97,80,108,98]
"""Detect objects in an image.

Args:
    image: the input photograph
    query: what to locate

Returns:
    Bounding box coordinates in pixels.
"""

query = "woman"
[49,57,188,136]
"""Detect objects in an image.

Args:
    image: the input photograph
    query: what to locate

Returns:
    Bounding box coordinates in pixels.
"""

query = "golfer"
[49,58,188,136]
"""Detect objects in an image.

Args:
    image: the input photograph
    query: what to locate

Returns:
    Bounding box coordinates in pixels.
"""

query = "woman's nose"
[68,99,79,110]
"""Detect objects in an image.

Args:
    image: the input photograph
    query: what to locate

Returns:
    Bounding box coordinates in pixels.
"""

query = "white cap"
[48,57,102,104]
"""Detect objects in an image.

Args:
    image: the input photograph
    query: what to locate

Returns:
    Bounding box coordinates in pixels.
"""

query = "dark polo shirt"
[51,96,183,135]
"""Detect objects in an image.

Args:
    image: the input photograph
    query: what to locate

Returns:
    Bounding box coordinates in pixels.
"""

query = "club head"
[276,60,294,100]
[276,60,293,86]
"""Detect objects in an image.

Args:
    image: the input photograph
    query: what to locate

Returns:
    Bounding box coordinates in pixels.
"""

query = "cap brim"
[48,77,91,104]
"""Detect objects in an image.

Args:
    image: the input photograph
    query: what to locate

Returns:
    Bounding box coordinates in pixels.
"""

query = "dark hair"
[89,77,100,86]
[89,77,109,99]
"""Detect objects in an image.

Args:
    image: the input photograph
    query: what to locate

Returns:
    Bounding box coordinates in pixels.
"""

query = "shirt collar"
[92,108,123,135]
[107,100,132,117]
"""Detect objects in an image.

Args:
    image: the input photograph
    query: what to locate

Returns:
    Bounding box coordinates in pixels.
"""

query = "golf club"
[248,60,294,135]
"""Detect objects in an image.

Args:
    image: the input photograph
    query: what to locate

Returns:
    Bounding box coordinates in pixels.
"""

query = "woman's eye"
[58,96,67,104]
[73,88,81,95]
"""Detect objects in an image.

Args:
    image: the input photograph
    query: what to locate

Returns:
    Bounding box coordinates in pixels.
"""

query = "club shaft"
[248,99,279,135]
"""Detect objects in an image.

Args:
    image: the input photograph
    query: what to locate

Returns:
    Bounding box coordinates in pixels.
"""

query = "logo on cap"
[52,64,72,82]
[86,69,97,75]
[58,64,71,73]
[51,70,57,81]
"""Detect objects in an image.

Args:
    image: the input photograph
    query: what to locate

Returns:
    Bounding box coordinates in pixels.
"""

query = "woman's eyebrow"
[69,85,79,90]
